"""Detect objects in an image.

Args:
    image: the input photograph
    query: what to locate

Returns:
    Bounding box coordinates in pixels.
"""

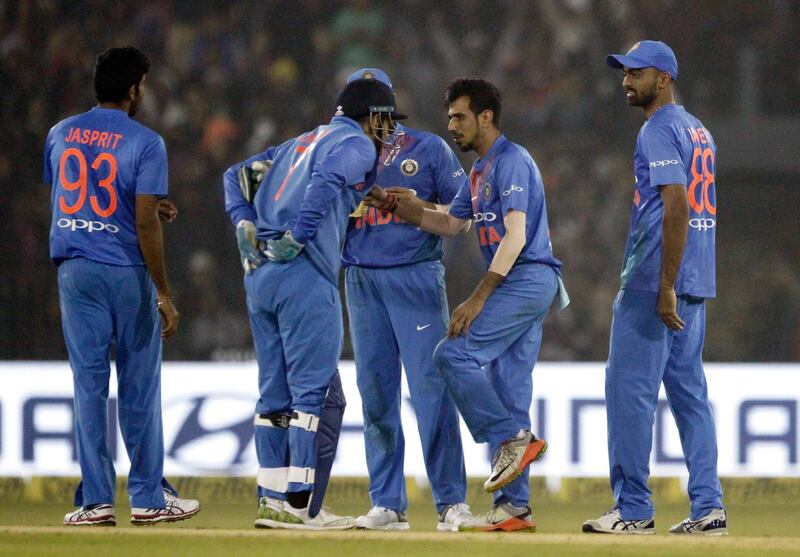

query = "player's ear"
[479,109,494,129]
[128,84,137,102]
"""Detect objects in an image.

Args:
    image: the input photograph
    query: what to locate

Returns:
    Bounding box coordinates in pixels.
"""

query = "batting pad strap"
[254,413,292,429]
[287,466,316,485]
[290,411,319,432]
[257,467,289,492]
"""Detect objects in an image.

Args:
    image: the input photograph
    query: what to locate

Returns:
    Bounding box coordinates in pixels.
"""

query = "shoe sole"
[485,440,548,493]
[582,523,655,535]
[255,518,355,530]
[669,529,729,536]
[437,523,457,532]
[355,523,410,531]
[131,508,200,525]
[64,518,116,527]
[459,517,536,533]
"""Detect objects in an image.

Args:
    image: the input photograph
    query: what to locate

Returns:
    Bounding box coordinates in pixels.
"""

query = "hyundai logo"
[163,394,256,472]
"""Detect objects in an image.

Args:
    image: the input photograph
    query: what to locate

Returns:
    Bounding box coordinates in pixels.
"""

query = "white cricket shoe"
[484,430,547,492]
[437,503,472,531]
[669,508,728,536]
[64,504,115,526]
[582,506,655,534]
[254,496,287,528]
[259,504,356,530]
[130,490,200,525]
[355,506,409,530]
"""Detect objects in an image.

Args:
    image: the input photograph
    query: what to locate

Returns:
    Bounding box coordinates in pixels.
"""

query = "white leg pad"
[257,467,289,492]
[290,411,319,432]
[287,466,316,485]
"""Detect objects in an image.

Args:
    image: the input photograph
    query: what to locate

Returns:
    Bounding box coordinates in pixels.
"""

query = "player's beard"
[628,82,658,107]
[453,134,474,152]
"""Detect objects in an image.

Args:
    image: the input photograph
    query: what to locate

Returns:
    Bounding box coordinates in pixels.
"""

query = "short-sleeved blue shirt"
[449,135,562,270]
[622,104,716,298]
[44,107,168,266]
[342,124,466,267]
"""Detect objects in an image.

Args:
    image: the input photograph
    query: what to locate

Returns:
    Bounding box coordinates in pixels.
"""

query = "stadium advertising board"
[0,362,797,478]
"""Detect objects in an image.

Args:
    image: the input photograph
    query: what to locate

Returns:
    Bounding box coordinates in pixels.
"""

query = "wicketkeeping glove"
[236,220,264,273]
[237,160,273,203]
[265,230,304,262]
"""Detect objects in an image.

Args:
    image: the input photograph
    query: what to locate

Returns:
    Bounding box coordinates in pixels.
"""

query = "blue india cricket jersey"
[449,135,562,271]
[44,107,168,266]
[224,116,377,285]
[621,104,716,298]
[342,124,466,267]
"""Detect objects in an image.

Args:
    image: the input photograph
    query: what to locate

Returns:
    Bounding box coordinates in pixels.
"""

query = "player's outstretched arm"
[366,186,467,237]
[136,194,179,338]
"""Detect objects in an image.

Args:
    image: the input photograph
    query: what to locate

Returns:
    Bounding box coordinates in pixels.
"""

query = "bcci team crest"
[400,159,419,176]
[483,182,492,199]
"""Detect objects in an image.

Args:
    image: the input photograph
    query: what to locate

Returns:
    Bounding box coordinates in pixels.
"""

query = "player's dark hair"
[445,79,502,126]
[93,47,151,103]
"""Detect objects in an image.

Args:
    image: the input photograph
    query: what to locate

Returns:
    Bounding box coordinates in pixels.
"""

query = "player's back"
[252,117,374,284]
[45,107,167,266]
[624,104,716,298]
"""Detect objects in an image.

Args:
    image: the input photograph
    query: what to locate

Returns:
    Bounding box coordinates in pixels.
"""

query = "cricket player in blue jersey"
[223,78,403,530]
[583,41,725,535]
[368,79,568,532]
[45,47,199,526]
[341,69,471,532]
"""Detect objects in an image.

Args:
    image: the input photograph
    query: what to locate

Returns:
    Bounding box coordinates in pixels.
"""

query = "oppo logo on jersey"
[649,159,679,168]
[473,212,497,222]
[690,218,716,231]
[57,217,120,234]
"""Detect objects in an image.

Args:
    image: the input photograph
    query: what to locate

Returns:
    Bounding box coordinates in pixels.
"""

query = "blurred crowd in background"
[2,0,799,362]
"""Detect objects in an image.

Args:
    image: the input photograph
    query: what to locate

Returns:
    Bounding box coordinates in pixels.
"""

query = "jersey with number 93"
[44,107,168,266]
[622,104,716,298]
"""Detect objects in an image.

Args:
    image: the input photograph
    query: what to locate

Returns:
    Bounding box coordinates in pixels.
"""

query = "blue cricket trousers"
[606,288,723,520]
[58,257,168,509]
[346,261,466,513]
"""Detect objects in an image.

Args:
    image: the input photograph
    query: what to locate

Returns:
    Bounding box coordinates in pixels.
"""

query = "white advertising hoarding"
[0,362,797,478]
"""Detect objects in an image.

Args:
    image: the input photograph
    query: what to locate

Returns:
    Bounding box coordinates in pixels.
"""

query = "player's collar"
[330,115,364,131]
[475,134,506,168]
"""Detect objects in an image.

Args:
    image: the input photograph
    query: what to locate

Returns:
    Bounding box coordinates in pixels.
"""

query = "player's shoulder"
[125,117,164,144]
[497,136,534,165]
[48,111,88,137]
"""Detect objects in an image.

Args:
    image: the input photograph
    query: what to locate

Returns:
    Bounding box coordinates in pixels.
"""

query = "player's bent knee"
[433,337,464,375]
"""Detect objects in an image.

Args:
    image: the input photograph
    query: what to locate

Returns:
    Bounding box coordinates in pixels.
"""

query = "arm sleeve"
[448,179,473,221]
[290,136,376,244]
[432,136,467,204]
[223,146,277,226]
[641,123,687,187]
[495,152,536,216]
[136,136,169,196]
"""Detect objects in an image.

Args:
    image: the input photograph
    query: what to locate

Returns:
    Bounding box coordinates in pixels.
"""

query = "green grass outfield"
[1,478,799,556]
